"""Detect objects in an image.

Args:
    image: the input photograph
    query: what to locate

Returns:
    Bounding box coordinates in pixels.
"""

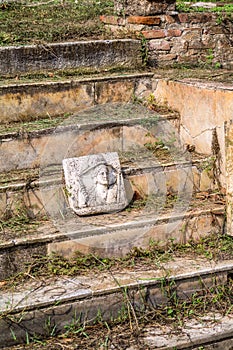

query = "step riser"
[0,121,180,172]
[0,210,224,280]
[0,164,214,219]
[0,268,229,348]
[48,211,224,259]
[0,74,154,123]
[0,40,142,77]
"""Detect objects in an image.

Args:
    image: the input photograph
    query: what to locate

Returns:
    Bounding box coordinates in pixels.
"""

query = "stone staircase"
[0,40,232,349]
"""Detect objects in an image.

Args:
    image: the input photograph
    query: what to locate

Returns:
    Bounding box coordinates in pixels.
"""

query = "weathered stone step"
[0,198,225,280]
[0,39,142,77]
[141,314,233,350]
[0,256,232,348]
[0,103,180,173]
[0,72,155,124]
[0,153,216,219]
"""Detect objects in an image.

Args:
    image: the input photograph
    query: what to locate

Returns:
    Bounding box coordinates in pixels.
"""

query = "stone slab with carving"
[63,152,128,215]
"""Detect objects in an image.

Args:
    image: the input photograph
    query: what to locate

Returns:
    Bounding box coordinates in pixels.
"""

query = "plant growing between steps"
[0,197,45,237]
[2,273,233,348]
[139,33,149,67]
[2,233,232,290]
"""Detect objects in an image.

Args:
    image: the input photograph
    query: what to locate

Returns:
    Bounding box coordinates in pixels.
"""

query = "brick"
[141,30,166,39]
[167,29,182,37]
[99,15,125,26]
[127,16,161,25]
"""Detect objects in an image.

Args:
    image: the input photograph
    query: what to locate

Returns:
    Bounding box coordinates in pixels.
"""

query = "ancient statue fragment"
[63,152,128,215]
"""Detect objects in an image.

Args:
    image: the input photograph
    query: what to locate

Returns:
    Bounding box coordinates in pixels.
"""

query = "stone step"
[0,102,180,173]
[140,315,233,350]
[0,72,154,124]
[0,153,216,219]
[0,256,232,348]
[0,39,142,77]
[0,197,225,280]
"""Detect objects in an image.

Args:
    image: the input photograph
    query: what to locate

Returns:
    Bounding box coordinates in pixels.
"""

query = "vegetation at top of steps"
[0,0,115,46]
[0,0,232,48]
[0,68,232,87]
[177,0,233,14]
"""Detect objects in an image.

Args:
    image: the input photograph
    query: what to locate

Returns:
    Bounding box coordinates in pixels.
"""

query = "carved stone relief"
[63,152,128,215]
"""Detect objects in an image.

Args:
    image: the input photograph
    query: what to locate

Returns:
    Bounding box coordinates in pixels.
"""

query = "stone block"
[48,226,150,258]
[0,40,142,76]
[167,29,182,37]
[99,15,126,26]
[189,13,214,24]
[178,13,189,23]
[142,29,166,39]
[147,286,168,306]
[149,39,171,51]
[182,28,202,42]
[157,53,177,61]
[23,189,45,216]
[165,15,176,24]
[202,33,217,49]
[114,0,176,16]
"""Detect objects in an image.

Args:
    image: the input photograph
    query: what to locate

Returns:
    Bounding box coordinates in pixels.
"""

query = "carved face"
[96,165,108,185]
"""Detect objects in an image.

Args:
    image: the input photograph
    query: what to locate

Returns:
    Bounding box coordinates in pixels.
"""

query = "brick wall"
[100,12,233,69]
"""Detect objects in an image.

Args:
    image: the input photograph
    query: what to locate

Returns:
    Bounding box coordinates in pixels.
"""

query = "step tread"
[0,257,232,314]
[0,103,179,138]
[141,313,233,350]
[0,198,225,248]
[0,71,154,87]
[0,151,208,191]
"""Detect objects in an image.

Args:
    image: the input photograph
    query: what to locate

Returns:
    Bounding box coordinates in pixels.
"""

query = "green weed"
[176,0,233,14]
[64,313,89,338]
[139,33,149,67]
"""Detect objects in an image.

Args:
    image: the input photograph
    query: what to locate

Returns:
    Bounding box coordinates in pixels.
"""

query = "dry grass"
[0,0,114,46]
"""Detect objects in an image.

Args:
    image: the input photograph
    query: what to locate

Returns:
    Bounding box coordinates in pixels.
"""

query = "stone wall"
[152,79,233,187]
[114,0,176,16]
[101,11,233,69]
[0,39,141,76]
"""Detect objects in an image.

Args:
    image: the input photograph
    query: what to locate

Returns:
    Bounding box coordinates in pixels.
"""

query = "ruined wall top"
[114,0,176,16]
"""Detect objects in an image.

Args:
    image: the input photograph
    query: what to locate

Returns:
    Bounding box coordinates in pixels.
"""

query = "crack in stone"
[180,124,221,140]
